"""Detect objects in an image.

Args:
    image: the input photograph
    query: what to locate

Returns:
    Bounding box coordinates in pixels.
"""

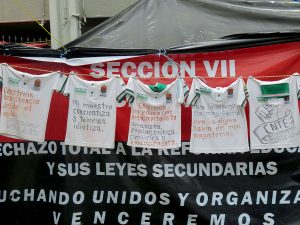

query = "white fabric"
[125,77,189,149]
[0,63,66,142]
[247,76,300,149]
[64,75,126,148]
[187,77,249,153]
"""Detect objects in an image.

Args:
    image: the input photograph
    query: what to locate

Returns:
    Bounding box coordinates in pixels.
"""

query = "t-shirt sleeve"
[62,75,72,97]
[124,77,136,104]
[186,78,201,106]
[0,64,4,88]
[295,74,300,99]
[116,76,127,103]
[236,78,248,107]
[177,78,189,104]
[54,73,68,94]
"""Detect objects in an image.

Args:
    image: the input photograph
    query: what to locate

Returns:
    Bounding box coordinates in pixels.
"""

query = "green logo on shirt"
[8,77,20,86]
[75,87,87,95]
[137,93,148,101]
[199,87,212,94]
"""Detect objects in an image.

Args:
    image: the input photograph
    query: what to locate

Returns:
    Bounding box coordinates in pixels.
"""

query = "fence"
[1,34,50,47]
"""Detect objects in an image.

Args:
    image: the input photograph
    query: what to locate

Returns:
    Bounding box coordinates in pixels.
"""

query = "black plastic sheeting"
[0,44,62,58]
[2,34,300,58]
[64,0,300,49]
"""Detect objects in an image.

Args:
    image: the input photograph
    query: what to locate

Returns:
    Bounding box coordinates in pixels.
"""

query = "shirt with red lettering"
[121,77,189,149]
[63,75,126,148]
[0,63,66,141]
[187,77,249,153]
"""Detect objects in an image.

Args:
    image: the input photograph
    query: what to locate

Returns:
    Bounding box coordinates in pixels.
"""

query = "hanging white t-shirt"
[247,76,300,149]
[187,77,249,153]
[123,77,189,149]
[0,63,67,142]
[63,75,126,148]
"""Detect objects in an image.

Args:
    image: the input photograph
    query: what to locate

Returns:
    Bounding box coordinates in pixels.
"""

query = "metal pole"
[49,0,81,49]
[68,0,81,42]
[49,0,61,49]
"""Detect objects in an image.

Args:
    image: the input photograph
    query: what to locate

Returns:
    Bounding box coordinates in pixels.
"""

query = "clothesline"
[5,64,293,79]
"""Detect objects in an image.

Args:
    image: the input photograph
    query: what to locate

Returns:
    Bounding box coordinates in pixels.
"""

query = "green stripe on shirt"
[116,89,126,103]
[190,93,200,106]
[260,83,289,96]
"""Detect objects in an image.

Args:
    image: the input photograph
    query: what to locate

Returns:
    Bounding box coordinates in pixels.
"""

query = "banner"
[0,42,300,225]
[0,142,299,225]
[1,41,300,141]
